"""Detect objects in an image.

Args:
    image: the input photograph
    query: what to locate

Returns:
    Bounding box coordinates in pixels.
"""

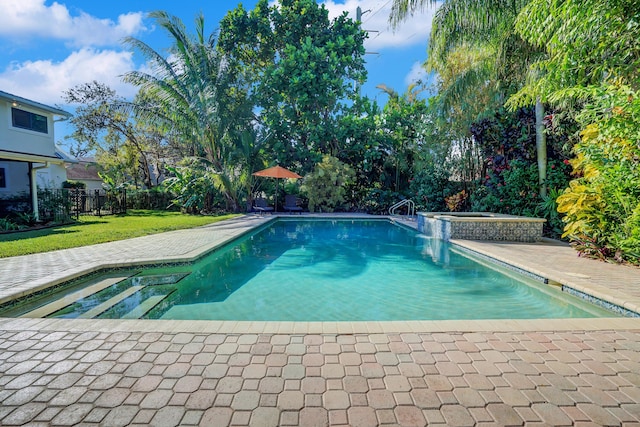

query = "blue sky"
[0,0,439,143]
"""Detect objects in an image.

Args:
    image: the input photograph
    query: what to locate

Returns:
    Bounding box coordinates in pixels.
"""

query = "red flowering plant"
[468,107,575,237]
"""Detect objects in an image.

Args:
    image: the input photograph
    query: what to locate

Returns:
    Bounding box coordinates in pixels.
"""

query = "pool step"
[21,275,131,318]
[78,286,145,319]
[131,273,189,286]
[122,294,169,319]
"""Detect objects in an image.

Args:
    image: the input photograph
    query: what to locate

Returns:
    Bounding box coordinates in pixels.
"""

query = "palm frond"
[435,59,499,119]
[389,0,440,30]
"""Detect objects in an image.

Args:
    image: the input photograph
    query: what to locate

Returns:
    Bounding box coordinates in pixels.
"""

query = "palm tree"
[390,0,550,196]
[376,83,427,192]
[122,11,245,211]
[511,0,640,100]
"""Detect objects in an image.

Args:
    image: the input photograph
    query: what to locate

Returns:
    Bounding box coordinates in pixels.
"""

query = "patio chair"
[253,197,274,214]
[283,195,303,214]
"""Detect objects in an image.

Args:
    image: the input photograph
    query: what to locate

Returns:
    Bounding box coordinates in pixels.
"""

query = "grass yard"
[0,210,240,258]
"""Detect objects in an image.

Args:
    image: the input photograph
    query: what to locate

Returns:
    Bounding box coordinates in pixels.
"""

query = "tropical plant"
[408,163,461,212]
[230,127,269,212]
[301,155,356,212]
[0,217,22,232]
[557,84,640,264]
[471,159,571,219]
[336,97,389,211]
[123,11,252,211]
[511,0,640,106]
[218,0,367,171]
[535,187,565,237]
[508,0,640,261]
[14,212,37,227]
[390,0,551,197]
[163,161,221,214]
[445,190,468,212]
[376,86,429,193]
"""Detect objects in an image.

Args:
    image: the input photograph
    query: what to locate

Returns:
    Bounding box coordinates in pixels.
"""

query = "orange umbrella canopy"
[252,166,302,212]
[252,165,302,179]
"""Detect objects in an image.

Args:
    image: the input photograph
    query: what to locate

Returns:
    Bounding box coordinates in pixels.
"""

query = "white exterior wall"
[81,179,104,192]
[37,163,68,189]
[0,99,56,158]
[0,160,29,196]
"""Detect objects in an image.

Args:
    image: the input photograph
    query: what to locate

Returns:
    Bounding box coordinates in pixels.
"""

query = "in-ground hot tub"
[417,212,546,242]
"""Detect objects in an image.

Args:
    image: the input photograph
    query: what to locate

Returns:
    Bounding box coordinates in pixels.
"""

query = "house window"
[0,167,6,188]
[11,107,48,134]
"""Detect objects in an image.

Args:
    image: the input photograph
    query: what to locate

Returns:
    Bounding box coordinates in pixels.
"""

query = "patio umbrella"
[253,166,302,212]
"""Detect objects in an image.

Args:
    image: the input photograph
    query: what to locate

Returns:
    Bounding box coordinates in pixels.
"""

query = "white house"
[65,157,104,192]
[35,147,78,190]
[0,90,72,220]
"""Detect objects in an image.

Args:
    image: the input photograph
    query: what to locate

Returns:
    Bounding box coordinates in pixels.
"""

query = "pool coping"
[418,211,546,222]
[1,316,639,335]
[1,213,639,333]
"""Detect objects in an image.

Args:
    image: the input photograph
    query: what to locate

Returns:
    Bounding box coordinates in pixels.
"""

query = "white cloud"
[321,0,439,50]
[405,61,428,85]
[0,0,146,47]
[0,49,139,105]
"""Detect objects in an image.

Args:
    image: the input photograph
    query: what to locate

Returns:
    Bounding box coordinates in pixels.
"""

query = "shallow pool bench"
[417,212,546,242]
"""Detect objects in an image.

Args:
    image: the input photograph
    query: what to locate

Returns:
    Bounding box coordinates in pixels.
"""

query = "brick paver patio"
[1,319,639,426]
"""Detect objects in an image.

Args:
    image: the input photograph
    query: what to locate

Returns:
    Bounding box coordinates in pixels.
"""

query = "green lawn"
[0,210,240,258]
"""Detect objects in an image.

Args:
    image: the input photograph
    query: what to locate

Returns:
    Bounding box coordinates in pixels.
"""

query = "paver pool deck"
[0,214,639,426]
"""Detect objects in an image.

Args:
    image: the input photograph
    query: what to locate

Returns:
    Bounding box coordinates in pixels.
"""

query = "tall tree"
[218,0,367,171]
[64,81,160,189]
[511,0,640,262]
[376,84,429,192]
[123,11,252,211]
[389,0,551,196]
[510,0,640,103]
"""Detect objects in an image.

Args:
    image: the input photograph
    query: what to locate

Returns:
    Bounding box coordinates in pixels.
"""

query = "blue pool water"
[3,219,615,321]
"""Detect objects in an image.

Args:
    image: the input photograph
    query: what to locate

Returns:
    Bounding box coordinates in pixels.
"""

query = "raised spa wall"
[417,212,546,242]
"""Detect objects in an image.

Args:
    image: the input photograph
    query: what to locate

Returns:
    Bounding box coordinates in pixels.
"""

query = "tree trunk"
[535,97,547,197]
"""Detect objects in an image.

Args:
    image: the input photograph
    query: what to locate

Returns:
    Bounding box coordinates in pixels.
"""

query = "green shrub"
[358,188,403,214]
[557,83,640,264]
[0,217,22,231]
[164,161,223,214]
[127,188,176,210]
[301,156,355,212]
[409,164,462,212]
[471,159,571,236]
[535,187,565,237]
[468,106,575,237]
[62,180,86,189]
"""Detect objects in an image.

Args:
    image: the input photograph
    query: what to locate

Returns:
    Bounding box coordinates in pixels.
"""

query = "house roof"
[0,147,77,165]
[54,147,78,164]
[0,90,71,118]
[66,160,102,181]
[0,149,66,165]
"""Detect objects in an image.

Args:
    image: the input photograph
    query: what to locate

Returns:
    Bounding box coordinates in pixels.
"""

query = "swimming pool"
[1,219,615,321]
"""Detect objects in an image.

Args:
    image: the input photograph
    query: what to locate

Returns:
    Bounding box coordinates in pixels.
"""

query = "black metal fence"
[38,189,127,222]
[125,190,175,211]
[72,189,127,219]
[1,188,175,225]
